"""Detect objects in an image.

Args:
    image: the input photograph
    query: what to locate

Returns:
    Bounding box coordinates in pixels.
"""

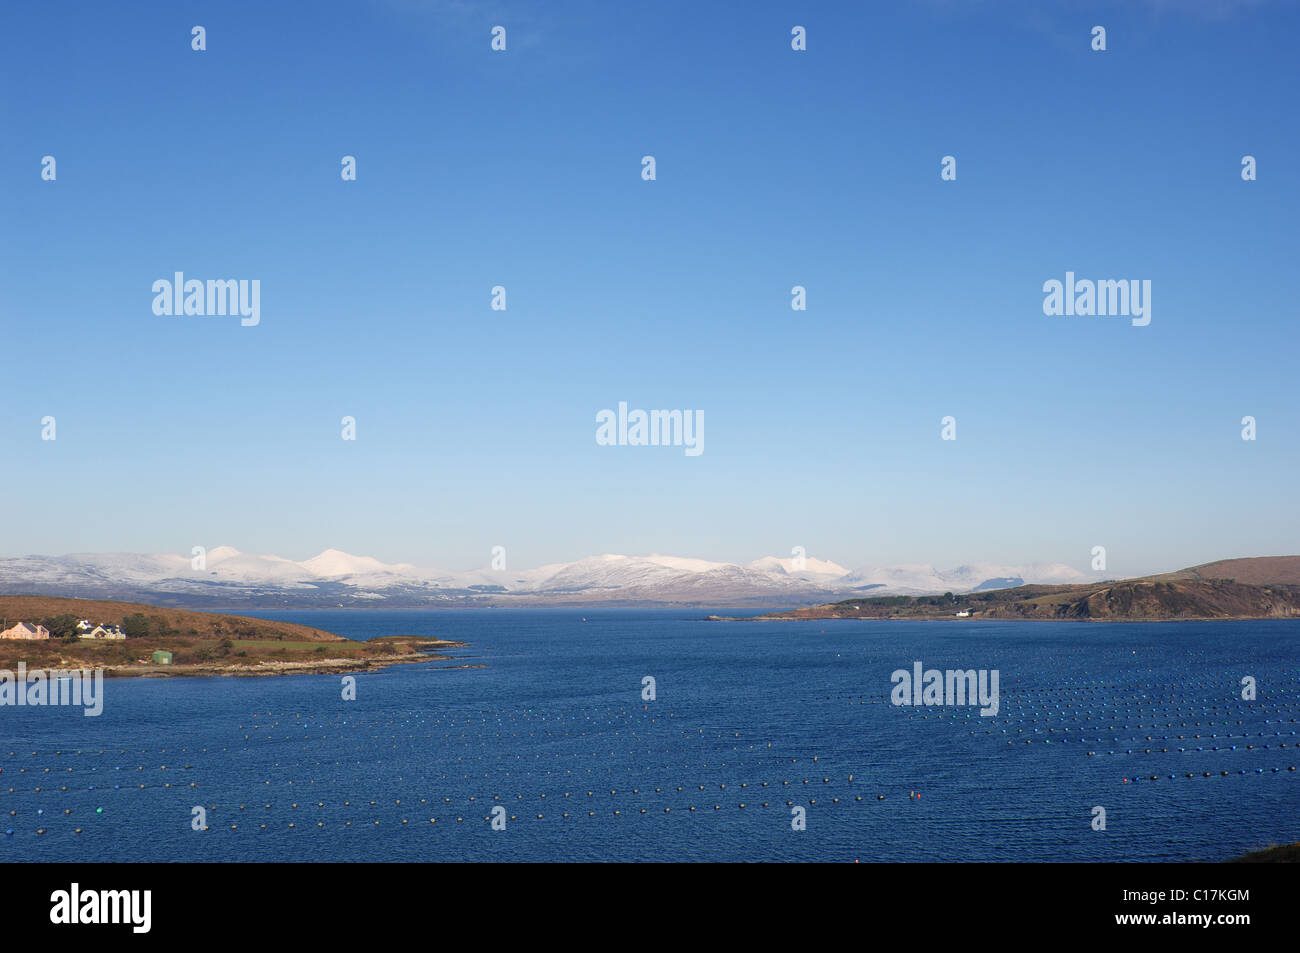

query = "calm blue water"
[3,610,1297,862]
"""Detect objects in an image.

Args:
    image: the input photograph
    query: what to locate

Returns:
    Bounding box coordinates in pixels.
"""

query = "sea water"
[2,609,1296,862]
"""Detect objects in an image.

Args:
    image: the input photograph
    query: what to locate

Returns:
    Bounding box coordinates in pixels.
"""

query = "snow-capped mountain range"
[0,547,1090,609]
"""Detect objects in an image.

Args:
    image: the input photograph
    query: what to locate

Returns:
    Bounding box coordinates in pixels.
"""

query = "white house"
[78,624,126,640]
[955,610,971,618]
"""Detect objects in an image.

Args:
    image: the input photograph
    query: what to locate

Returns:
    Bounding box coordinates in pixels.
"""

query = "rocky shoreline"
[96,642,474,678]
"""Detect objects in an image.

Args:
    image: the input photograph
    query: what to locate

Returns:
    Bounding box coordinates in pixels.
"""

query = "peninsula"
[726,556,1300,623]
[0,595,465,677]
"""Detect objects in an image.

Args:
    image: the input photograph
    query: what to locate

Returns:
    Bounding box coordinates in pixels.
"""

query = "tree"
[41,614,81,641]
[122,613,152,638]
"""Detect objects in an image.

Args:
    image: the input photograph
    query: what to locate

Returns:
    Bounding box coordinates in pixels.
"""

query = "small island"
[0,595,466,677]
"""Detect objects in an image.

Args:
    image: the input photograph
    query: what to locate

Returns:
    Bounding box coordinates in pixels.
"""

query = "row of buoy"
[251,708,1295,736]
[14,733,1288,788]
[7,749,232,757]
[1123,766,1295,781]
[6,776,877,802]
[5,772,933,816]
[233,682,1299,720]
[976,729,1298,738]
[7,781,198,793]
[904,712,1299,724]
[6,792,924,837]
[1089,743,1292,755]
[22,710,1291,763]
[234,699,1300,717]
[3,764,192,773]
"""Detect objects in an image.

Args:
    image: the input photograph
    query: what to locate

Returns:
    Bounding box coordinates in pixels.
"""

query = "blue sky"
[2,0,1297,577]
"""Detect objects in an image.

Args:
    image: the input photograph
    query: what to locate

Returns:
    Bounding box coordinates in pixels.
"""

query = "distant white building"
[955,610,971,618]
[78,624,126,640]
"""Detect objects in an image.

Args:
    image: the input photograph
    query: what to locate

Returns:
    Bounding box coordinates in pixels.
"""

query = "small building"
[0,621,51,640]
[151,650,173,665]
[955,610,971,618]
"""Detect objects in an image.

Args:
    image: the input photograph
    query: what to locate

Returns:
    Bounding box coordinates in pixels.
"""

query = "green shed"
[151,650,173,665]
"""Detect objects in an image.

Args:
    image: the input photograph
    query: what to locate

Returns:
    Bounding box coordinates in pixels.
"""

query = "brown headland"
[722,556,1300,623]
[0,594,466,677]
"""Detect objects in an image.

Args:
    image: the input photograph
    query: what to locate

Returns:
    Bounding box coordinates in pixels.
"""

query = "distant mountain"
[0,547,1090,609]
[748,556,1300,622]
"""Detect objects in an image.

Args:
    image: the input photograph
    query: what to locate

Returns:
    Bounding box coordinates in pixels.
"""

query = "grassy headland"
[0,595,466,677]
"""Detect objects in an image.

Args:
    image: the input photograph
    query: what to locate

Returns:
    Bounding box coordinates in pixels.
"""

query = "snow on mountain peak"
[747,555,851,577]
[300,549,412,578]
[0,546,1093,606]
[645,554,732,574]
